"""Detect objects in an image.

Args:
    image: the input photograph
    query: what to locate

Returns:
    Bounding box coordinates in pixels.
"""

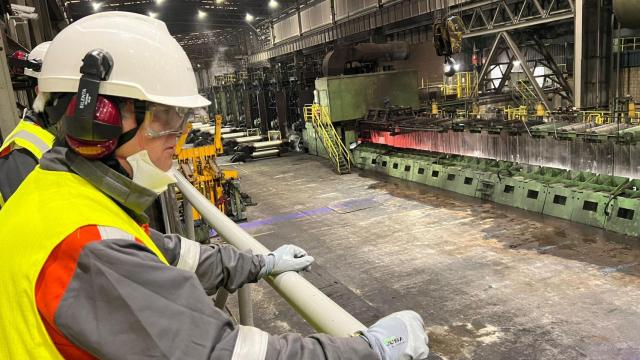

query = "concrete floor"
[224,153,640,360]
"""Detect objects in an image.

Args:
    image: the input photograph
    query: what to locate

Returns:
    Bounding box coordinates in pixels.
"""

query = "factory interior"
[2,0,640,359]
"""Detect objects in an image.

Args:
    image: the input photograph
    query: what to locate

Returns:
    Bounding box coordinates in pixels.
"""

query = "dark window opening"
[582,201,598,212]
[371,158,377,165]
[617,207,635,220]
[432,170,439,178]
[526,189,539,199]
[447,174,456,181]
[392,163,399,169]
[503,185,514,194]
[382,161,387,167]
[418,168,425,175]
[404,165,411,172]
[553,195,567,205]
[464,177,473,185]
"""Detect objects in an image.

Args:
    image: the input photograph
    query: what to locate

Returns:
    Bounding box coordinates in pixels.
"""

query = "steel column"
[574,0,583,109]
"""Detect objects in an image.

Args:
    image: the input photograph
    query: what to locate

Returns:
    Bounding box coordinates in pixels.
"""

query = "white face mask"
[126,150,176,194]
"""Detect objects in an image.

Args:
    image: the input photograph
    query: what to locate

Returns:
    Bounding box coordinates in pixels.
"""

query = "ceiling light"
[215,0,224,4]
[155,0,164,4]
[148,11,157,18]
[268,0,279,9]
[92,2,102,11]
[245,12,255,22]
[198,10,207,19]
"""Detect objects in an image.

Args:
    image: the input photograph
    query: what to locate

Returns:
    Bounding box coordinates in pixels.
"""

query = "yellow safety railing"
[303,104,351,174]
[439,72,475,99]
[514,80,538,105]
[581,111,611,125]
[502,105,529,121]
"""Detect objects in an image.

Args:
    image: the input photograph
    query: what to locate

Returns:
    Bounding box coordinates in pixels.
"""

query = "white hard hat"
[38,11,210,108]
[24,41,50,78]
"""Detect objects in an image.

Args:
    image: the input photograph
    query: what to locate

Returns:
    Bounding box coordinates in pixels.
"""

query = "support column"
[574,0,584,109]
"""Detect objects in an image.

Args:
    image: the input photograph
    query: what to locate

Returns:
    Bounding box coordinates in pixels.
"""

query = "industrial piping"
[173,171,367,336]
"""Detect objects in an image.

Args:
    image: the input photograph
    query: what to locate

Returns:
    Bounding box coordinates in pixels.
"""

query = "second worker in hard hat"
[0,12,429,360]
[0,41,54,208]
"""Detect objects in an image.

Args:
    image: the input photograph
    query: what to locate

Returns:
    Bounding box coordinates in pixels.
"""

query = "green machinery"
[304,70,419,158]
[354,143,640,237]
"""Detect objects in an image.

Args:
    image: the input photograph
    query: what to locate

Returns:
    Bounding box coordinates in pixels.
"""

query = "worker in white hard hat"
[0,12,429,360]
[0,41,54,208]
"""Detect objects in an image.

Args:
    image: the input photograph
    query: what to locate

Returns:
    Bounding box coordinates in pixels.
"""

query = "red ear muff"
[62,49,122,159]
[65,95,121,159]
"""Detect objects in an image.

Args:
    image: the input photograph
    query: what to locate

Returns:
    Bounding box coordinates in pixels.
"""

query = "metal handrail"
[304,104,350,174]
[173,171,367,336]
[319,105,352,170]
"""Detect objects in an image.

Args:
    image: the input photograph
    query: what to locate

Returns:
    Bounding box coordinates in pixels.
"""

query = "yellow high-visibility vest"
[0,119,55,160]
[0,166,168,359]
[0,119,55,206]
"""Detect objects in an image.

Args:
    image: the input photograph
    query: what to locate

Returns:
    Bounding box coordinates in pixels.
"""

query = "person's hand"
[260,244,314,277]
[359,311,429,360]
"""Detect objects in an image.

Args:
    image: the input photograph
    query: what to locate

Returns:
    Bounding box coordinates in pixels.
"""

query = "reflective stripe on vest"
[0,167,168,359]
[0,119,55,160]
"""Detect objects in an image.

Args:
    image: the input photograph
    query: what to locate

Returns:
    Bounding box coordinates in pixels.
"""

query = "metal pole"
[183,199,196,240]
[173,171,366,336]
[214,288,230,310]
[574,0,583,109]
[238,285,254,326]
[158,192,173,234]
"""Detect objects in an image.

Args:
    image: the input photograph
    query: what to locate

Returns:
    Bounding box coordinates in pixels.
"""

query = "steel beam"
[501,32,554,115]
[463,12,575,38]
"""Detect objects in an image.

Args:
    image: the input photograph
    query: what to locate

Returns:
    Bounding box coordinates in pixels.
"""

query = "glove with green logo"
[359,310,429,360]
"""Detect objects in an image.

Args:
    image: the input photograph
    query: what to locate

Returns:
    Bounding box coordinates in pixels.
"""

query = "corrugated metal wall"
[273,13,300,43]
[267,0,473,48]
[300,0,333,33]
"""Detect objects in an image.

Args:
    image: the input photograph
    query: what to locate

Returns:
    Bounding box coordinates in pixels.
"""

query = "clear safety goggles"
[143,103,196,138]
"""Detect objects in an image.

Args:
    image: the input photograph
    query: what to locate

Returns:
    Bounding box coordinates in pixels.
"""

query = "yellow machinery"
[176,114,246,223]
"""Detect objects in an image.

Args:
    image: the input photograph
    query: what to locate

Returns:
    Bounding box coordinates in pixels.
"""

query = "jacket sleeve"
[0,147,38,205]
[50,233,378,359]
[149,228,264,294]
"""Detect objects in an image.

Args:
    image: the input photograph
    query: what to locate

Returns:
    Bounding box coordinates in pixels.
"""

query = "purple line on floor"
[210,207,332,237]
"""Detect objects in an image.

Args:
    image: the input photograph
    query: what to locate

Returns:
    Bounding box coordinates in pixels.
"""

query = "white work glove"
[359,311,429,360]
[259,244,315,277]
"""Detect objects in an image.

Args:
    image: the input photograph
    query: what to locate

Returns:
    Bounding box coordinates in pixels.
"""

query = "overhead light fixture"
[245,12,255,22]
[148,11,157,18]
[215,0,224,4]
[198,9,207,19]
[155,0,165,4]
[92,2,102,11]
[268,0,279,9]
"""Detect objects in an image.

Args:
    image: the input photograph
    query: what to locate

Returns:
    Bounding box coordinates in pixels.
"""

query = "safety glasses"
[144,103,196,138]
